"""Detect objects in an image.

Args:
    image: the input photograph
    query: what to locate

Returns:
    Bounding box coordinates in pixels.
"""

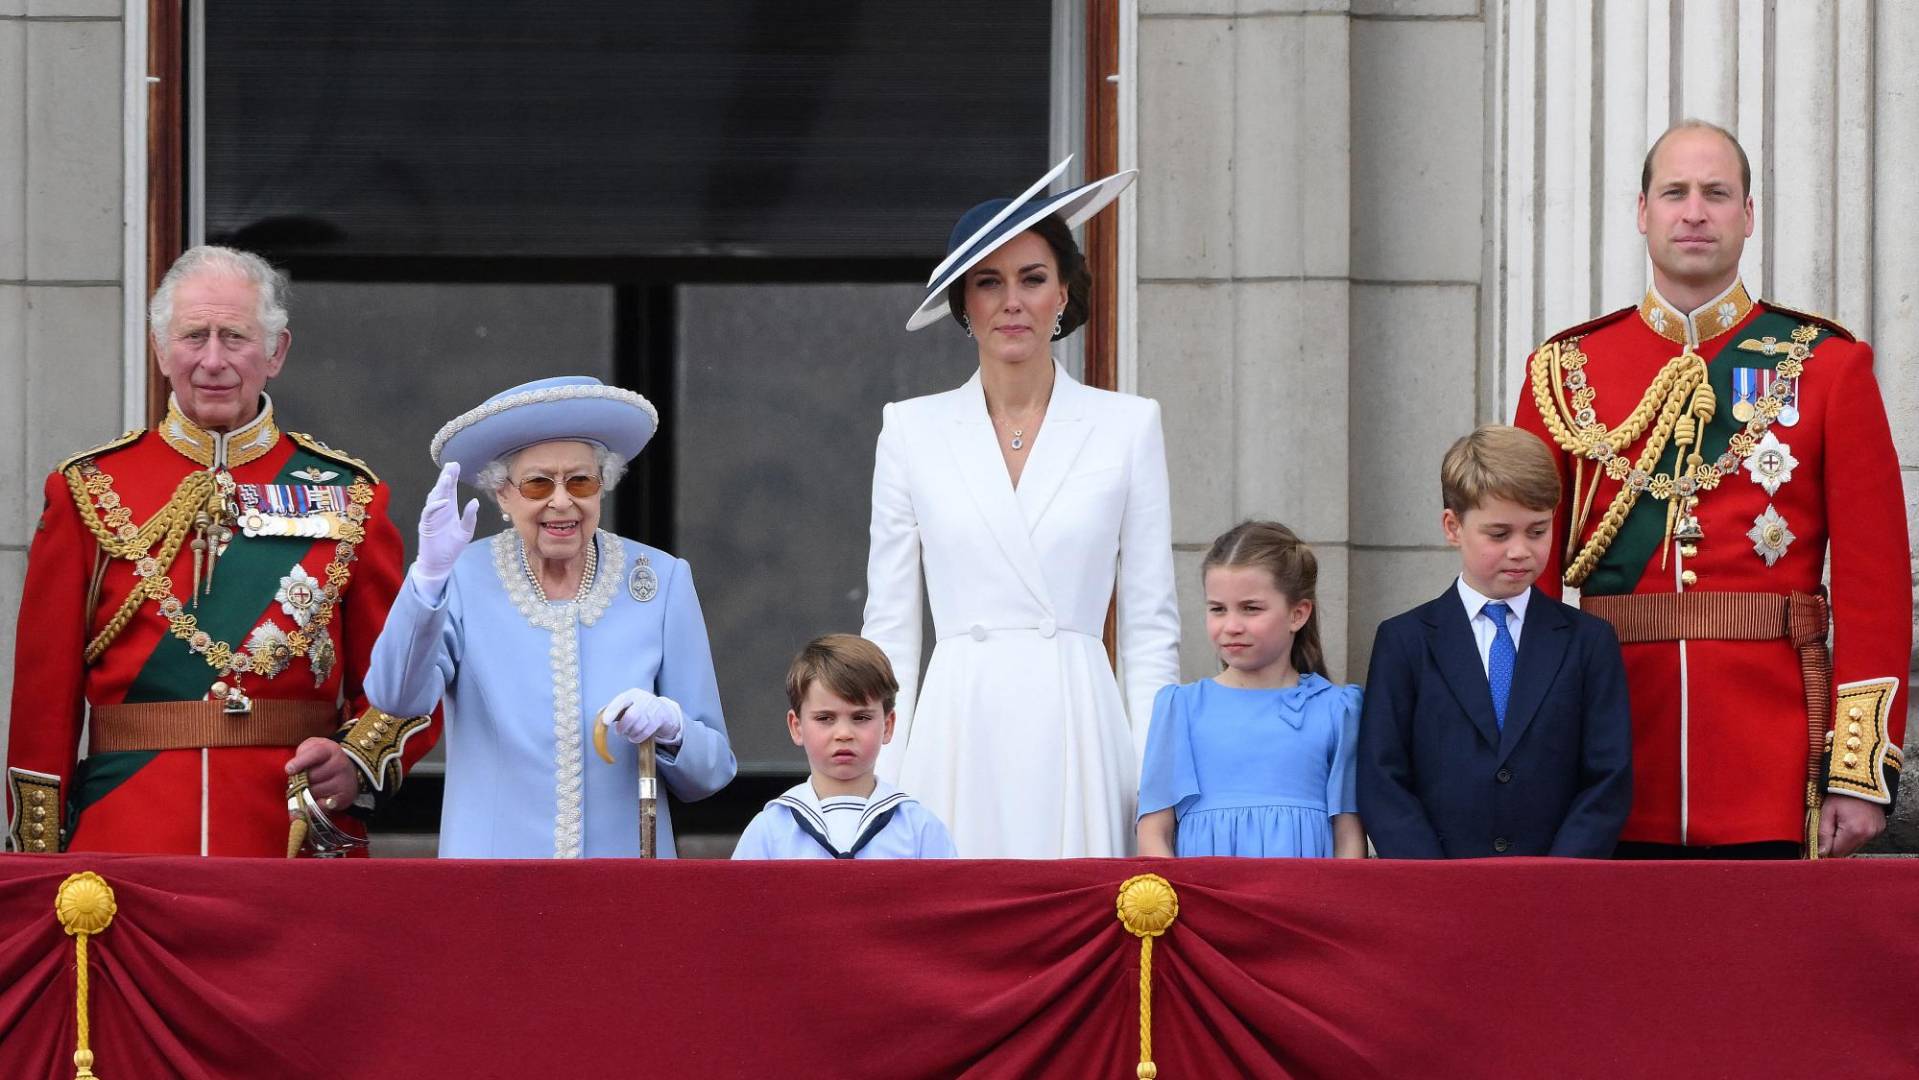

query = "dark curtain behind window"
[204,1,1052,261]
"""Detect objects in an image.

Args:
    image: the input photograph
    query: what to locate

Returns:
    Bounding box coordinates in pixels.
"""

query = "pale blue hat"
[429,375,659,483]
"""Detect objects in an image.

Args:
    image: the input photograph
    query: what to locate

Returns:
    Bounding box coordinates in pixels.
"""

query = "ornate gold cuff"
[336,708,432,793]
[7,768,63,853]
[1826,677,1899,804]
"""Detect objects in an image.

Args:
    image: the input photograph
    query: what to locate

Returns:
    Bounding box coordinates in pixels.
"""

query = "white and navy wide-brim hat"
[429,375,659,484]
[906,155,1138,332]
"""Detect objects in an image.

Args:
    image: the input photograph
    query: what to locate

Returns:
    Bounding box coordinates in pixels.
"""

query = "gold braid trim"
[1528,341,1711,588]
[7,768,62,852]
[1828,678,1899,804]
[66,467,217,662]
[337,707,434,793]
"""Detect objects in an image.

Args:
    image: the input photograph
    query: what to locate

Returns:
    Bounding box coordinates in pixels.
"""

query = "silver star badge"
[1747,504,1795,567]
[277,564,324,626]
[1742,432,1798,497]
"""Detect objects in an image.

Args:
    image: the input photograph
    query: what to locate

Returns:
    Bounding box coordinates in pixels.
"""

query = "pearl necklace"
[519,532,597,602]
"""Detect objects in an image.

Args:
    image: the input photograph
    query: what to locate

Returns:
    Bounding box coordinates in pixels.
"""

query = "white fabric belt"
[937,619,1090,643]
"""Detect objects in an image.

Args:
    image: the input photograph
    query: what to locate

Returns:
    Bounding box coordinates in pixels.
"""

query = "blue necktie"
[1485,601,1516,731]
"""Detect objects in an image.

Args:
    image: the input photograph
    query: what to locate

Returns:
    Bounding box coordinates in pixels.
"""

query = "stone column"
[1135,1,1355,680]
[0,0,129,752]
[1345,1,1488,680]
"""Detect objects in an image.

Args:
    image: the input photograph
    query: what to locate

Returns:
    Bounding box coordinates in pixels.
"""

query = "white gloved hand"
[599,688,686,748]
[410,461,479,599]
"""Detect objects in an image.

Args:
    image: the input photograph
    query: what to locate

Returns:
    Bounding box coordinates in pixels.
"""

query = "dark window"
[201,3,1055,819]
[205,1,1051,261]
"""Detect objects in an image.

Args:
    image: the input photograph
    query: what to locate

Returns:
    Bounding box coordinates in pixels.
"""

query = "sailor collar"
[1638,279,1754,348]
[159,393,281,469]
[772,778,913,859]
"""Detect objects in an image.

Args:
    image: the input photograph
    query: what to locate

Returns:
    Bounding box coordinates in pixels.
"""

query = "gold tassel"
[56,872,117,1079]
[1117,874,1179,1079]
[287,817,309,859]
[1804,781,1823,861]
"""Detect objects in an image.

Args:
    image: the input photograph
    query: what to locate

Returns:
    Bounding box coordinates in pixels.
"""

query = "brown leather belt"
[89,700,341,753]
[1582,588,1833,854]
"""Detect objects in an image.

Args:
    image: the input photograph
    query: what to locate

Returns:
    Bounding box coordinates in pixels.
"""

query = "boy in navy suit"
[1358,425,1631,858]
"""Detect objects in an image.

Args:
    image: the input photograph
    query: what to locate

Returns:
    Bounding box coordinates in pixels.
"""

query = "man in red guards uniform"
[6,246,435,856]
[1515,120,1909,858]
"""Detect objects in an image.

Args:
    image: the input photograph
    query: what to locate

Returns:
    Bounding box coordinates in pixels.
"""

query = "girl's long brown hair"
[1202,520,1327,678]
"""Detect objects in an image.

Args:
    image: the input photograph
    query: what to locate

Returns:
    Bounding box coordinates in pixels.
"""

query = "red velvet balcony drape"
[1,855,1916,1079]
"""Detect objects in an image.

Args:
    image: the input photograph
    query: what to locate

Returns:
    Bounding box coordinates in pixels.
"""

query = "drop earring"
[960,314,974,339]
[1051,309,1064,339]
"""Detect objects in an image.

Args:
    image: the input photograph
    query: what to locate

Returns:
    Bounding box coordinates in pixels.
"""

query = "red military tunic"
[5,396,437,855]
[1516,281,1909,848]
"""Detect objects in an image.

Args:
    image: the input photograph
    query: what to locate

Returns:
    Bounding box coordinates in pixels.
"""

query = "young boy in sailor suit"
[732,635,957,860]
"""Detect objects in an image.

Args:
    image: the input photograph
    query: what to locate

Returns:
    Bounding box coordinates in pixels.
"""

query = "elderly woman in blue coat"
[367,376,736,857]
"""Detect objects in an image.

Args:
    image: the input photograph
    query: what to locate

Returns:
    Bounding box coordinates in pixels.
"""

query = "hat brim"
[431,383,659,487]
[906,168,1138,332]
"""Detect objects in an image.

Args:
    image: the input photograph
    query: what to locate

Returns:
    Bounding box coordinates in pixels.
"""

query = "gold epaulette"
[1758,299,1856,342]
[286,431,381,485]
[1540,305,1637,347]
[55,429,145,475]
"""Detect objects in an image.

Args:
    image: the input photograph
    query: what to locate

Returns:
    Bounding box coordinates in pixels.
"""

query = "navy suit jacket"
[1357,584,1631,858]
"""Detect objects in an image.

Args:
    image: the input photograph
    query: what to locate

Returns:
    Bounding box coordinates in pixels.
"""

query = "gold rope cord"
[67,469,213,663]
[56,871,117,1079]
[1117,874,1179,1079]
[1528,343,1712,588]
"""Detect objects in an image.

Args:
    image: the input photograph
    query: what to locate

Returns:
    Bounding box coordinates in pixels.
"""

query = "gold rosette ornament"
[56,871,118,1079]
[1116,873,1180,1079]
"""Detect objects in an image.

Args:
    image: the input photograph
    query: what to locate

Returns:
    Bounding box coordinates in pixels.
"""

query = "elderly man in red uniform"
[5,246,435,856]
[1516,120,1909,858]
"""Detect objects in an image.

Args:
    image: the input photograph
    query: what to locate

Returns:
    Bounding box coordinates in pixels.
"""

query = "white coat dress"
[862,363,1181,858]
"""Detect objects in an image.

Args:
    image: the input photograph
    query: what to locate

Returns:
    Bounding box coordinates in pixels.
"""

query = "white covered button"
[1038,617,1057,638]
[969,624,988,642]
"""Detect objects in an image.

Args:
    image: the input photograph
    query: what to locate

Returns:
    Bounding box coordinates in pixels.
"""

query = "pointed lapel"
[1422,587,1501,751]
[941,372,1054,608]
[1013,363,1095,530]
[1496,589,1570,763]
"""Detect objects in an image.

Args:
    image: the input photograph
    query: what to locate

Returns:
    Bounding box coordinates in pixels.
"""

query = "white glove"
[599,688,685,748]
[409,462,479,599]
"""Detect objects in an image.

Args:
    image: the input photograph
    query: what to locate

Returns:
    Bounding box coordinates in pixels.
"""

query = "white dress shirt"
[1454,577,1529,677]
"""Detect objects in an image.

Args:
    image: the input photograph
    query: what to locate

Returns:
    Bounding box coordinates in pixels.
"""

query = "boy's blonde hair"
[1441,424,1562,515]
[785,634,899,715]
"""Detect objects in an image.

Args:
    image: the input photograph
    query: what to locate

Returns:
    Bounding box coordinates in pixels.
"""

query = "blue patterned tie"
[1485,601,1516,731]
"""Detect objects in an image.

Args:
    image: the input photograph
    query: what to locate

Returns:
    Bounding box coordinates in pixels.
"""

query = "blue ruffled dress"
[1136,674,1362,857]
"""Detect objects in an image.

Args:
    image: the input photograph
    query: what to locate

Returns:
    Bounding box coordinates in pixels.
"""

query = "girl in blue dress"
[1137,521,1366,858]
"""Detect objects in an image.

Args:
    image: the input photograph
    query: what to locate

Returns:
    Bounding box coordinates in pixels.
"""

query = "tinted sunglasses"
[512,474,602,500]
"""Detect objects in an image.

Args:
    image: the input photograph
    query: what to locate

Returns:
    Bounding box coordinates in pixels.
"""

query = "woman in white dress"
[863,159,1180,858]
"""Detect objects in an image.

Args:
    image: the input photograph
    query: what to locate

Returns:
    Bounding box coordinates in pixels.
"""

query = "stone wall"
[0,0,129,756]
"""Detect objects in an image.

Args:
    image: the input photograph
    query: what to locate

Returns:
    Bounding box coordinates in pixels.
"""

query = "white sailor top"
[730,779,958,860]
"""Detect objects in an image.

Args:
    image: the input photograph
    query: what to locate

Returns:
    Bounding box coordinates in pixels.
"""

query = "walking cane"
[595,715,659,859]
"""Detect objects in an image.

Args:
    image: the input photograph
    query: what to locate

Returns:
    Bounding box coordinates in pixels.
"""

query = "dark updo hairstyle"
[1201,521,1328,679]
[946,213,1094,340]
